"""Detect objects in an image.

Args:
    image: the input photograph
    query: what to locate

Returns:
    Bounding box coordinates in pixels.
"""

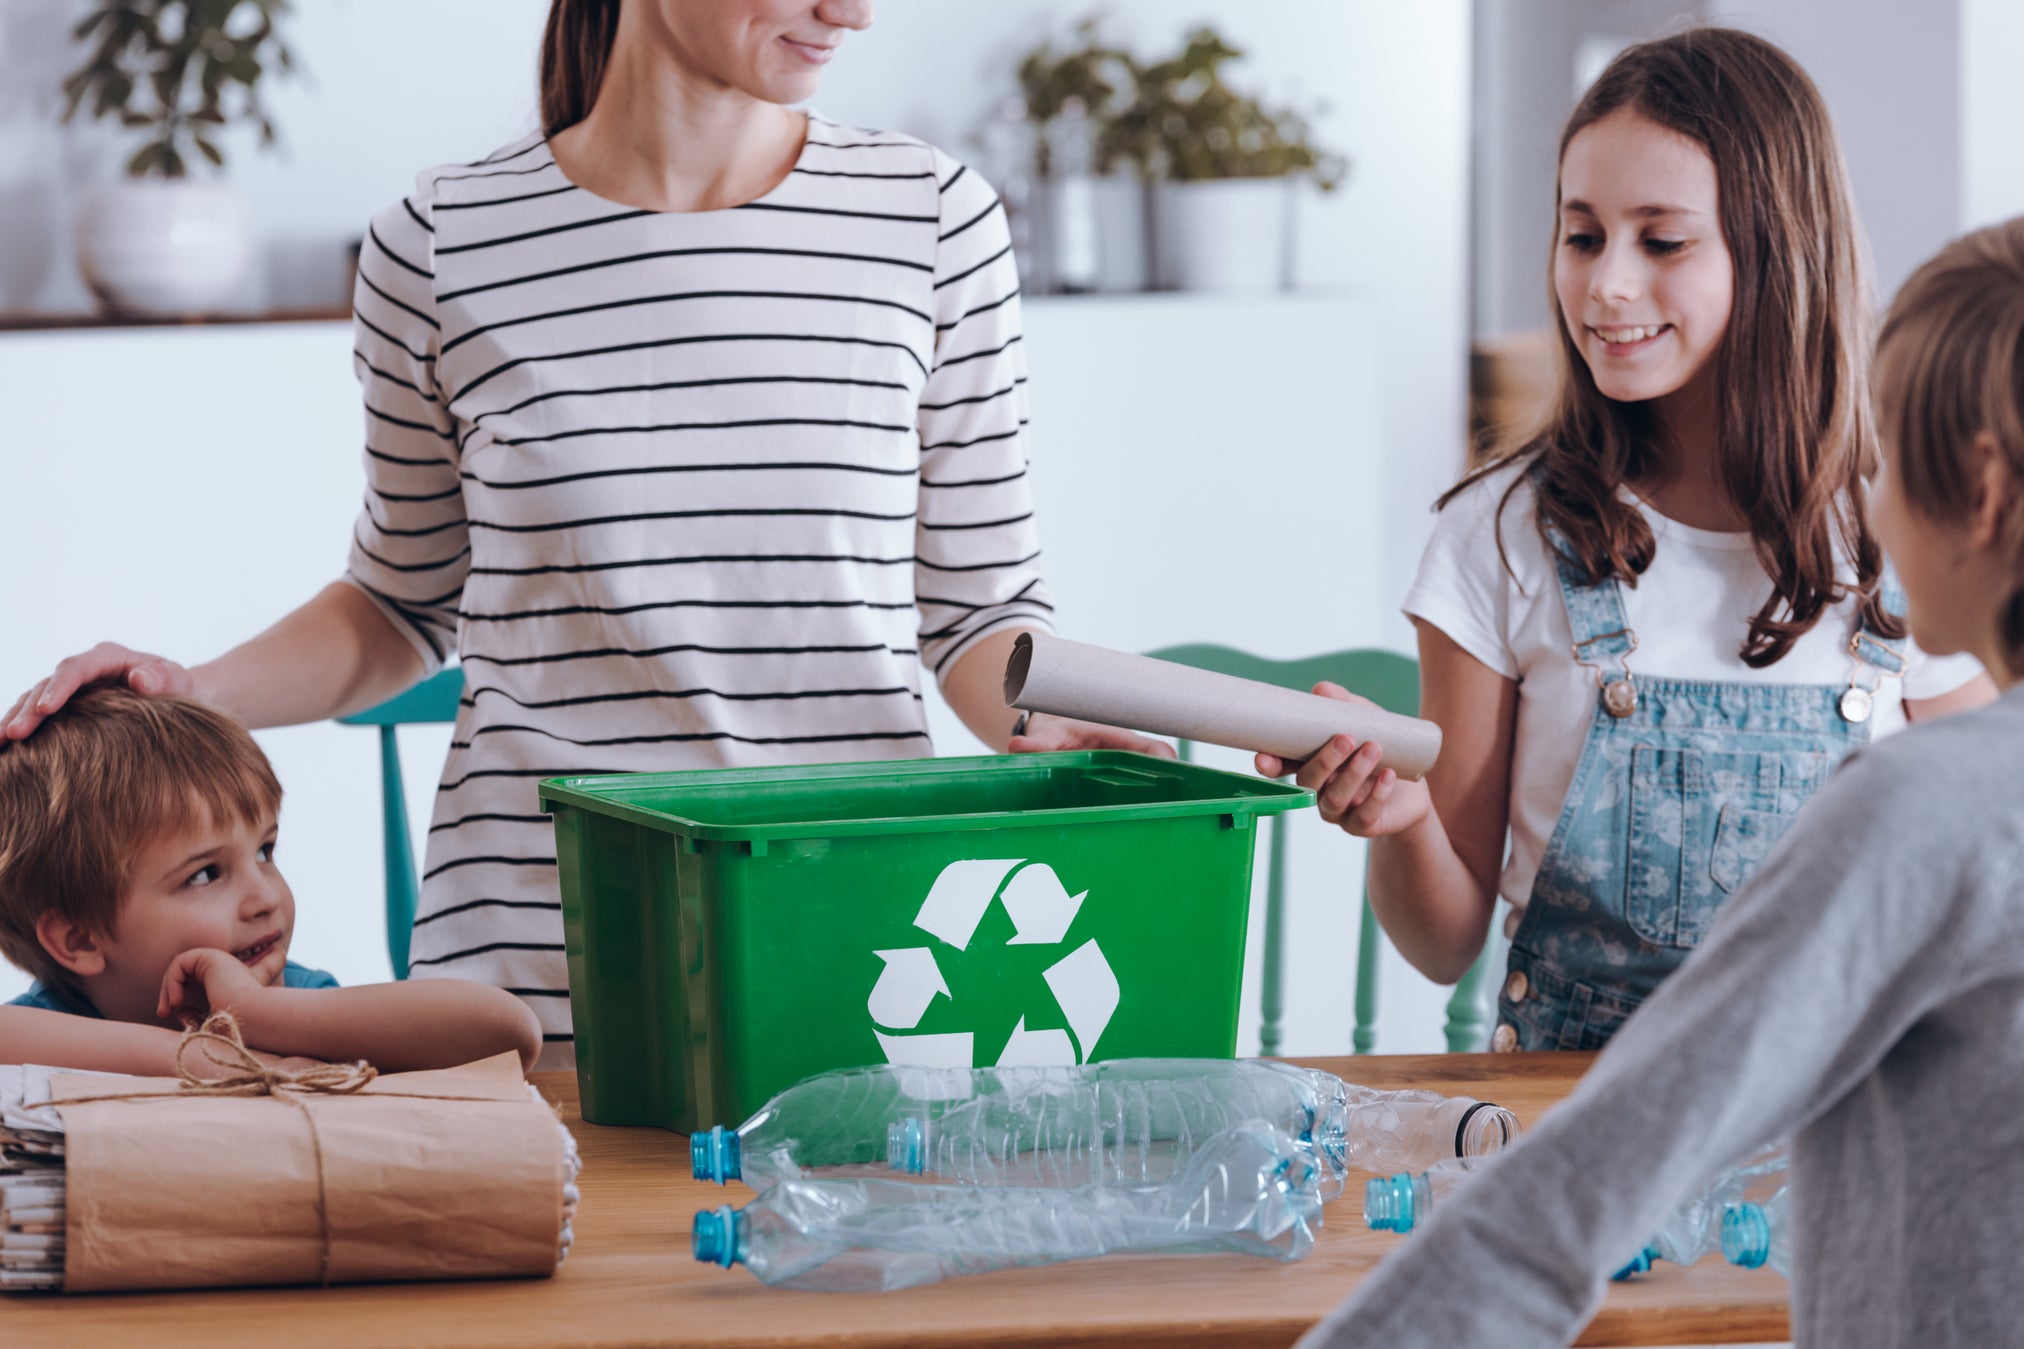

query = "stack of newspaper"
[0,1063,582,1293]
[0,1065,71,1291]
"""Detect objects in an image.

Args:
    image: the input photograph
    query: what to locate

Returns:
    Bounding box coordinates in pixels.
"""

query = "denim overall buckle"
[1840,628,1907,724]
[1572,627,1640,719]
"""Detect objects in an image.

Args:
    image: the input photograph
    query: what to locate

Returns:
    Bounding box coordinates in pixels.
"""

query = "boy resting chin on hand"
[0,685,542,1076]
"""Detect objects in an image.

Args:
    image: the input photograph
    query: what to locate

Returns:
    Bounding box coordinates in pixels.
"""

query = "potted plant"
[1011,21,1149,293]
[1126,28,1347,293]
[61,0,298,316]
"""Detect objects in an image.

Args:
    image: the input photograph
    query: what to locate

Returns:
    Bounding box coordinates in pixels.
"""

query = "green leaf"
[162,145,187,179]
[194,136,224,167]
[191,106,225,124]
[120,109,155,128]
[127,141,165,177]
[73,10,110,40]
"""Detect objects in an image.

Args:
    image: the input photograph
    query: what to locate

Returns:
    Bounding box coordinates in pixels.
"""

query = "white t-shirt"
[1403,460,1985,922]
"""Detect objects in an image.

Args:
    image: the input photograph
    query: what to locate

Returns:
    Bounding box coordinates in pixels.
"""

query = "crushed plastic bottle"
[1614,1147,1788,1279]
[691,1059,1519,1202]
[886,1064,1515,1199]
[691,1121,1322,1292]
[1721,1186,1790,1276]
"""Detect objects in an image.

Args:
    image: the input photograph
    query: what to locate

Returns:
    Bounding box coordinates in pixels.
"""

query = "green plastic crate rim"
[535,750,1312,839]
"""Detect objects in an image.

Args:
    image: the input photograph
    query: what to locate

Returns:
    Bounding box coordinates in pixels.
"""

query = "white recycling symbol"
[867,858,1120,1069]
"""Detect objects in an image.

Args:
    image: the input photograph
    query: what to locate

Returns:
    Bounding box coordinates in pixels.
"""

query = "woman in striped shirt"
[4,0,1161,1065]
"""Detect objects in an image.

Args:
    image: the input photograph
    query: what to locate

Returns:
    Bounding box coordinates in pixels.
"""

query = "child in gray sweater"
[1298,223,2024,1349]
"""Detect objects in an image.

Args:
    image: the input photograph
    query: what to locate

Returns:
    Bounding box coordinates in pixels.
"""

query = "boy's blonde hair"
[0,685,281,995]
[1875,218,2024,663]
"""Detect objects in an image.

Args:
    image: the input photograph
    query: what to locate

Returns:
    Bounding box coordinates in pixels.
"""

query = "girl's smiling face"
[1554,108,1735,407]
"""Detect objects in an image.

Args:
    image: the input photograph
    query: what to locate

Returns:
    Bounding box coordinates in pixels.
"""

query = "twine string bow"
[169,1011,378,1098]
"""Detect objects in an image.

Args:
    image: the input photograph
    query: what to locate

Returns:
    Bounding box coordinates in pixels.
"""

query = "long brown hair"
[1453,27,1900,666]
[1875,219,2024,667]
[540,0,622,137]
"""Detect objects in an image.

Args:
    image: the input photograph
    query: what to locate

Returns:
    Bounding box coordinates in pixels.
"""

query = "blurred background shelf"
[0,306,351,332]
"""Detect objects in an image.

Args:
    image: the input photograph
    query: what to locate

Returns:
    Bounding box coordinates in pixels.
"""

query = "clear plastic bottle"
[691,1121,1321,1292]
[884,1063,1517,1199]
[1721,1186,1790,1276]
[693,1059,1517,1199]
[1614,1147,1788,1279]
[1362,1155,1496,1234]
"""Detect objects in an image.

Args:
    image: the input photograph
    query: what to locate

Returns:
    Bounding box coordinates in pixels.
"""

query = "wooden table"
[1,1055,1789,1347]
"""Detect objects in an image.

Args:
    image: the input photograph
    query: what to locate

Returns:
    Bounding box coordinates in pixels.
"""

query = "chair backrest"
[1141,645,1422,722]
[336,666,464,978]
[1141,645,1422,1055]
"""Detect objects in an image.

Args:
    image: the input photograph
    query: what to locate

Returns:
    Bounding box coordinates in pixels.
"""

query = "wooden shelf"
[0,306,351,333]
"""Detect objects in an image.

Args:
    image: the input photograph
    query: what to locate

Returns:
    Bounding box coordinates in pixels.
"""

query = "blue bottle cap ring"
[692,1206,741,1267]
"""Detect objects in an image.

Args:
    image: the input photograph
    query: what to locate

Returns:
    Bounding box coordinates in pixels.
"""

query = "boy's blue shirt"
[7,961,340,1016]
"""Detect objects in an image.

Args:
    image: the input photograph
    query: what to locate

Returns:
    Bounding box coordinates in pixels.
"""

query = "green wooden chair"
[1141,645,1495,1055]
[336,666,464,979]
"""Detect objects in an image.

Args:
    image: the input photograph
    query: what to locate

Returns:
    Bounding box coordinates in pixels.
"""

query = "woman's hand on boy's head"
[2,643,192,743]
[1255,683,1434,838]
[157,945,284,1029]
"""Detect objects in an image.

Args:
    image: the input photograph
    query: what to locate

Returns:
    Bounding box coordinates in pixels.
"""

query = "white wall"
[1963,0,2024,232]
[1705,0,1962,303]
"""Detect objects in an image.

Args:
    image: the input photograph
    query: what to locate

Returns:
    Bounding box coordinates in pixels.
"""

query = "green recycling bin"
[537,751,1311,1133]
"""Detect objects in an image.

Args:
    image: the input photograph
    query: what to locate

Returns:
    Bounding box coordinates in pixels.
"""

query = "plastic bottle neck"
[692,1205,745,1268]
[1611,1246,1661,1281]
[1455,1102,1518,1157]
[691,1125,743,1184]
[887,1118,926,1174]
[1363,1172,1427,1233]
[1721,1202,1772,1269]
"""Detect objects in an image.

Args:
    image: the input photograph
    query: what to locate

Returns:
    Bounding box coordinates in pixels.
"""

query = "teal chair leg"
[1257,812,1288,1057]
[1353,890,1381,1054]
[1443,942,1496,1052]
[376,725,418,980]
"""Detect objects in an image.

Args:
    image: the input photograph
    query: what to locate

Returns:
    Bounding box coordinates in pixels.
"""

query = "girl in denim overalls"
[1265,29,1994,1051]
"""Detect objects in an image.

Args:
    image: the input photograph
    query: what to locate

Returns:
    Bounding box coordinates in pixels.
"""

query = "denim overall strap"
[1840,568,1911,723]
[1546,527,1641,720]
[1491,518,1876,1055]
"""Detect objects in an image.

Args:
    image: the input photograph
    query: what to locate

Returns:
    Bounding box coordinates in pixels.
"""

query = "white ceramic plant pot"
[1155,178,1294,294]
[76,179,253,316]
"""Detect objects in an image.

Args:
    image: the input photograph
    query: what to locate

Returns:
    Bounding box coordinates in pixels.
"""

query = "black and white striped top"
[343,118,1054,1055]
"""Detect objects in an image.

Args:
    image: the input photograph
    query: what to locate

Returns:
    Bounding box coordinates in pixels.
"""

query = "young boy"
[0,685,541,1074]
[1295,224,2024,1349]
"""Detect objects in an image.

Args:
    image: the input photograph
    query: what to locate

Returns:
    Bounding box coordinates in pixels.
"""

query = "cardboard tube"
[1004,633,1442,781]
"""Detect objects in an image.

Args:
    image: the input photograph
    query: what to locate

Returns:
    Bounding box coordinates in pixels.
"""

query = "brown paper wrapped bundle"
[47,1015,570,1294]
